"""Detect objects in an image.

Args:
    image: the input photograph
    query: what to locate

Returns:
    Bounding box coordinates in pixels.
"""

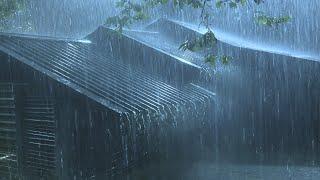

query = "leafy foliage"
[255,11,291,27]
[105,0,171,32]
[179,30,217,51]
[107,0,291,67]
[0,0,25,20]
[205,55,232,67]
[0,0,292,67]
[205,55,217,66]
[221,55,232,64]
[216,0,247,9]
[0,0,26,30]
[105,0,149,32]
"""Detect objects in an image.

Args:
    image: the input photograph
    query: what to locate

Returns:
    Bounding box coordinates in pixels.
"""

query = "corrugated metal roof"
[0,34,213,116]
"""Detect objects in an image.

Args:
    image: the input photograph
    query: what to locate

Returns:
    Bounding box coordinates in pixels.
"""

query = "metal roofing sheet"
[0,34,212,116]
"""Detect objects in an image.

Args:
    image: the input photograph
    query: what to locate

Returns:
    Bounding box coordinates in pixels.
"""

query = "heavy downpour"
[0,0,319,179]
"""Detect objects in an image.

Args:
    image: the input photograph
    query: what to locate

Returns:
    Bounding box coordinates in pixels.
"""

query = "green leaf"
[178,30,217,52]
[257,15,268,25]
[161,0,169,4]
[179,40,191,51]
[221,55,232,64]
[276,16,291,24]
[203,30,217,47]
[240,0,247,5]
[256,13,291,27]
[116,0,126,8]
[133,11,148,20]
[173,0,178,6]
[205,55,217,66]
[132,4,143,12]
[229,1,237,8]
[254,0,264,4]
[216,0,223,8]
[191,0,202,8]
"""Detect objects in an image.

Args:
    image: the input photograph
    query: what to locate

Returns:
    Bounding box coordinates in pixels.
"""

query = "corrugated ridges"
[0,83,19,179]
[0,35,212,117]
[22,96,56,178]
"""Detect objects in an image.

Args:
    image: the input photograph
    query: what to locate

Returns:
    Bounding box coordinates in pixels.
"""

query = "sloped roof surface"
[0,34,212,114]
[143,19,320,62]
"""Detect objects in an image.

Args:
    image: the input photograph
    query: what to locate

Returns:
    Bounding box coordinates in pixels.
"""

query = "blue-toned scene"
[0,0,319,179]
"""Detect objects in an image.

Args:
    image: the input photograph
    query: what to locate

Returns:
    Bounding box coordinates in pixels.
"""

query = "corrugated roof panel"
[0,35,213,118]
